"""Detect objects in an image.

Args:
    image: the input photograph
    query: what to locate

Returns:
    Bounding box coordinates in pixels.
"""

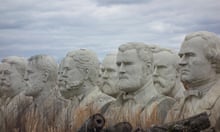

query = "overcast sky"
[0,0,220,62]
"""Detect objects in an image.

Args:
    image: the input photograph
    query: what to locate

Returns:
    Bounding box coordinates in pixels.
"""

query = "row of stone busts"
[99,46,185,100]
[0,31,220,131]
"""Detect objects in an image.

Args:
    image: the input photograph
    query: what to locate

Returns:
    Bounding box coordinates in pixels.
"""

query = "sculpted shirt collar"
[69,85,95,104]
[184,78,217,99]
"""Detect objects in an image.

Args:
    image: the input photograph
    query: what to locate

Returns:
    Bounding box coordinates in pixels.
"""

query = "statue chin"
[60,81,84,99]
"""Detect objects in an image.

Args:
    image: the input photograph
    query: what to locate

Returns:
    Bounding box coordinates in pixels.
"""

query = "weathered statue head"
[0,56,27,98]
[116,42,153,93]
[60,49,100,99]
[24,55,58,98]
[179,31,220,89]
[97,63,103,88]
[100,52,119,98]
[153,49,180,96]
[57,58,66,90]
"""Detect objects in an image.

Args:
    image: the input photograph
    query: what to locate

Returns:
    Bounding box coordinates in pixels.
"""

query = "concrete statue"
[0,56,32,131]
[58,49,114,129]
[165,31,220,131]
[60,49,114,107]
[23,55,64,130]
[100,52,120,98]
[152,48,184,99]
[97,62,103,89]
[57,58,66,91]
[0,56,27,99]
[102,42,175,127]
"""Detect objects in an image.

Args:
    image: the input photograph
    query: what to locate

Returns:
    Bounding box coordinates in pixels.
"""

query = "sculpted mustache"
[0,80,10,86]
[66,80,83,87]
[58,80,65,86]
[102,81,111,86]
[153,78,166,87]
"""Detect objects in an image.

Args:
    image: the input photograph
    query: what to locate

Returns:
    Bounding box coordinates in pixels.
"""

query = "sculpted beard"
[154,76,175,94]
[60,79,84,99]
[0,79,11,97]
[24,82,43,97]
[102,80,116,94]
[153,77,166,89]
[0,79,10,90]
[57,79,65,89]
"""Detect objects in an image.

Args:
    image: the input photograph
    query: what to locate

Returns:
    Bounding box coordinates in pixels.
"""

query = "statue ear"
[42,71,49,83]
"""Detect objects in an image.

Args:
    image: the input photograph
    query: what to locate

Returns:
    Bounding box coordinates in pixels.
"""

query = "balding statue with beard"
[100,52,120,98]
[151,47,185,100]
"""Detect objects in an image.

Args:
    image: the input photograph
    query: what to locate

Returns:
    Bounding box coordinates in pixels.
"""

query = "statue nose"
[102,70,109,79]
[153,66,159,77]
[179,55,187,67]
[24,72,28,81]
[119,63,125,73]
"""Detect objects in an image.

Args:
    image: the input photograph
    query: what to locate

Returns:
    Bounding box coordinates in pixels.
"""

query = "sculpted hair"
[151,46,180,72]
[66,49,100,84]
[184,31,220,73]
[28,55,58,82]
[2,56,27,78]
[118,42,153,73]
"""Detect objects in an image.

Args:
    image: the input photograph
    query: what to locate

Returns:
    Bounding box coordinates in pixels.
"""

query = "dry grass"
[3,99,165,132]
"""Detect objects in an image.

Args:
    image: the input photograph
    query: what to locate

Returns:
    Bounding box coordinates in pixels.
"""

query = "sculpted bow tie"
[184,90,203,98]
[122,93,135,101]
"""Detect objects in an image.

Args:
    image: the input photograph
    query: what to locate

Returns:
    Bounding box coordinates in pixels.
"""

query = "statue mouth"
[119,76,128,80]
[0,81,10,88]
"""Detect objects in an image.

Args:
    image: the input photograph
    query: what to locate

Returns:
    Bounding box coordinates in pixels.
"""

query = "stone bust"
[24,55,58,99]
[0,56,31,131]
[57,58,66,91]
[116,42,154,96]
[59,49,113,108]
[60,49,100,99]
[178,32,220,89]
[0,56,27,99]
[166,31,220,131]
[100,52,120,98]
[102,42,169,127]
[152,48,184,99]
[22,55,63,130]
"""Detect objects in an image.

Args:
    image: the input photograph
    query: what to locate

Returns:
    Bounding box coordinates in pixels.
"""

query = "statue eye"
[178,54,183,58]
[27,70,34,75]
[116,62,121,67]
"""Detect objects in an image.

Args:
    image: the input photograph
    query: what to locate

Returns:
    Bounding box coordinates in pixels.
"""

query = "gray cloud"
[93,0,151,6]
[0,0,220,62]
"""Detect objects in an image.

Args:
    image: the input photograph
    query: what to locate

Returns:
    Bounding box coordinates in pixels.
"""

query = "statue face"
[60,57,84,98]
[101,55,119,96]
[116,49,146,93]
[24,64,45,97]
[153,51,177,95]
[57,59,65,89]
[0,63,24,97]
[179,37,213,86]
